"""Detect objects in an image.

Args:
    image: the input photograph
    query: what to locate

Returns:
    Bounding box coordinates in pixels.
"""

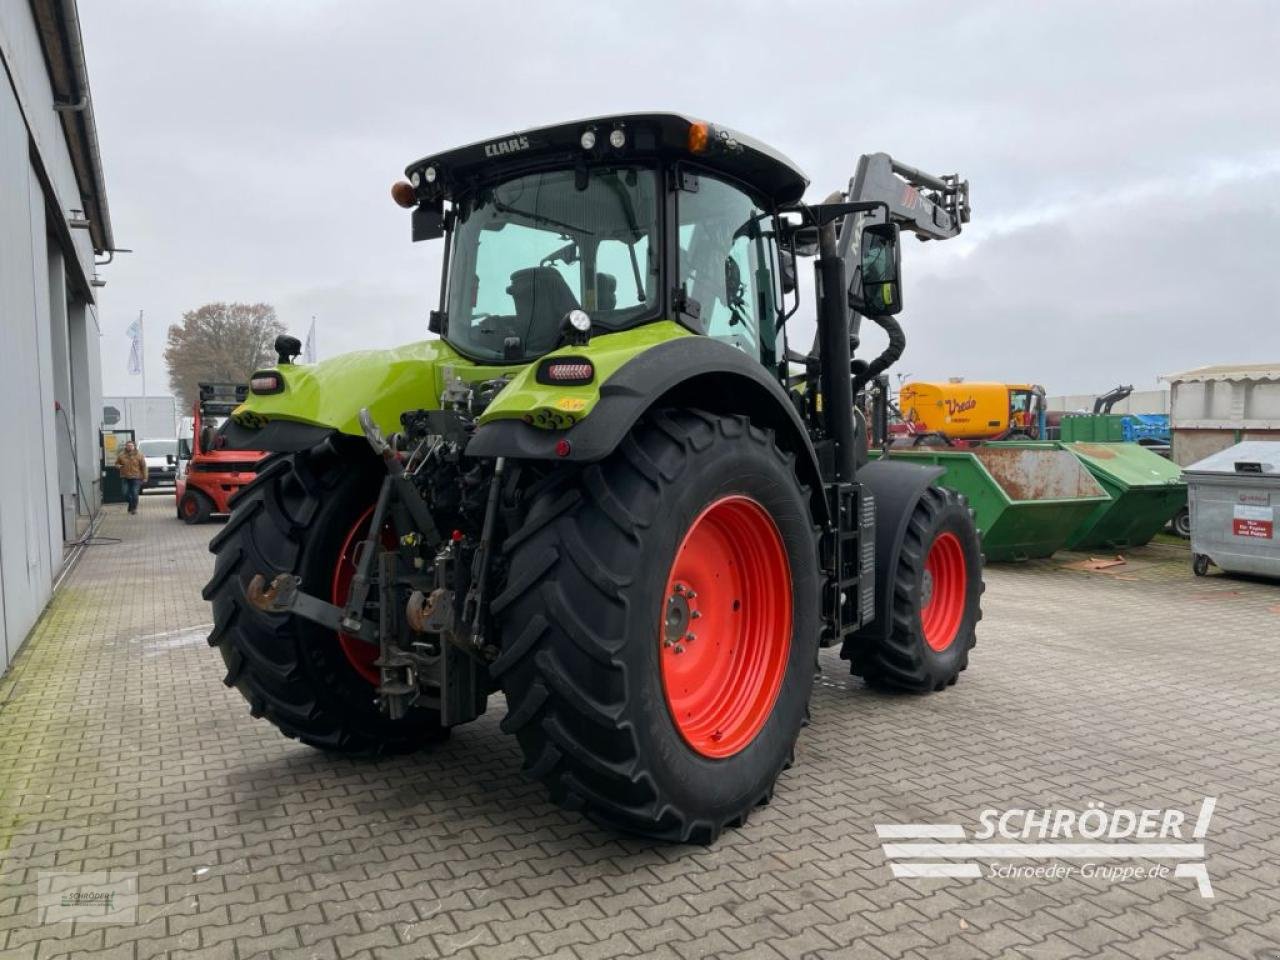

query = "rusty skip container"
[1062,442,1187,550]
[879,445,1109,561]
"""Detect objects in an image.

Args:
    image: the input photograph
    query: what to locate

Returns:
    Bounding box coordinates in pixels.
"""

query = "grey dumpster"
[1183,441,1280,579]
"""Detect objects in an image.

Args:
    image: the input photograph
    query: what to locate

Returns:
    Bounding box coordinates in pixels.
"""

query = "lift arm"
[835,153,969,270]
[1094,384,1134,414]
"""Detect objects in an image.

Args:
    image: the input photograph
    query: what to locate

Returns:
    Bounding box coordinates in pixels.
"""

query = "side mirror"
[850,222,902,317]
[778,250,796,295]
[791,226,819,258]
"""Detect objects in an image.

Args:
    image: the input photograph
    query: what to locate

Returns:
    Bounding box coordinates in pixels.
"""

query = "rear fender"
[222,339,500,453]
[852,459,946,643]
[468,335,829,524]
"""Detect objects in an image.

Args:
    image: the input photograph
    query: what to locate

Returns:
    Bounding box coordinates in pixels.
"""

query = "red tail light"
[536,358,594,386]
[250,372,283,394]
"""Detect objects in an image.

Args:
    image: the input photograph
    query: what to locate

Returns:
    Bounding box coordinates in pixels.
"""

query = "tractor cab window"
[677,174,780,360]
[445,166,660,363]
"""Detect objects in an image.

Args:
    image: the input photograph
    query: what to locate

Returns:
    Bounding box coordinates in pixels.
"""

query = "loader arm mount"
[785,153,969,648]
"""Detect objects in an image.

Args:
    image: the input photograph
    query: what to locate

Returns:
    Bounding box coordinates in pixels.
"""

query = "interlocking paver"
[1,499,1279,959]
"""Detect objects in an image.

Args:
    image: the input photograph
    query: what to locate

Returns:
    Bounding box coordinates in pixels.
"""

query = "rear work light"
[250,371,283,394]
[536,358,595,386]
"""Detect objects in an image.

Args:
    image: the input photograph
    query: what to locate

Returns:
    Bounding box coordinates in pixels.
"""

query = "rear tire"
[203,442,445,753]
[180,490,213,524]
[493,409,820,842]
[842,486,982,691]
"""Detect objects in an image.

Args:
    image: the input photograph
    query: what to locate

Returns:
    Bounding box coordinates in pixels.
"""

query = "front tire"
[180,489,213,524]
[493,410,820,842]
[842,486,982,691]
[203,442,445,753]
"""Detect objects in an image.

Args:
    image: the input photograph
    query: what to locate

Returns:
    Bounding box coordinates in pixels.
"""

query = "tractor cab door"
[676,172,783,370]
[1007,387,1043,438]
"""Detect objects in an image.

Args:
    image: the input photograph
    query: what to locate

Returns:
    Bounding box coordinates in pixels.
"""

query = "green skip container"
[1060,442,1187,550]
[878,446,1110,562]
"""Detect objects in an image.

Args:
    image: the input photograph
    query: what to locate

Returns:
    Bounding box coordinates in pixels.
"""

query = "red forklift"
[176,382,266,523]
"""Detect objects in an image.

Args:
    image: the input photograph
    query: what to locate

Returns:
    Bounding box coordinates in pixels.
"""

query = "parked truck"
[101,395,178,442]
[898,380,1046,442]
[205,114,983,841]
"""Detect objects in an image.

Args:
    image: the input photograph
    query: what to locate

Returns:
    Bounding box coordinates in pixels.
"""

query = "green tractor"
[207,113,982,841]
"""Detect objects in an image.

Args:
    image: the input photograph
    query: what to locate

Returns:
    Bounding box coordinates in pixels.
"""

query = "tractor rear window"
[444,166,660,363]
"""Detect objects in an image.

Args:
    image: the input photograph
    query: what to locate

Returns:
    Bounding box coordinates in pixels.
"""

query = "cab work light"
[250,372,283,394]
[536,358,594,386]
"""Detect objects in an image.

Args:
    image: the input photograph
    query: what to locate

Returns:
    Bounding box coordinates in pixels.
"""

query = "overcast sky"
[84,0,1280,402]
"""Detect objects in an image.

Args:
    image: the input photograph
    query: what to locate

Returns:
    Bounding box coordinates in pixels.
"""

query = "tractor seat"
[506,267,580,353]
[595,272,617,311]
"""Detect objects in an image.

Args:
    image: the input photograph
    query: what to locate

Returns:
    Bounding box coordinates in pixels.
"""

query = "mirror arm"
[775,230,802,331]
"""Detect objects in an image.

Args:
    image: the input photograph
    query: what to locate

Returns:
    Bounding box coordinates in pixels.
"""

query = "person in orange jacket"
[115,440,147,514]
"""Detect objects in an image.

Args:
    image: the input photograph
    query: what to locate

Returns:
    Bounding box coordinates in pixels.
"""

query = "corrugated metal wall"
[0,3,105,674]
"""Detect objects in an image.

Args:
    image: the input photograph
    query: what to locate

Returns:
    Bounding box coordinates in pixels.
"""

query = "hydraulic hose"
[851,312,906,397]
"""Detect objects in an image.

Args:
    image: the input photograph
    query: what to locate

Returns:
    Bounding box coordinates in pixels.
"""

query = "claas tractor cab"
[208,113,982,841]
[176,382,265,523]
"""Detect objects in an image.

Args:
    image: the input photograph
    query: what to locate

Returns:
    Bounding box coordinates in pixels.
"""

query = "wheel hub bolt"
[673,644,685,654]
[684,632,696,643]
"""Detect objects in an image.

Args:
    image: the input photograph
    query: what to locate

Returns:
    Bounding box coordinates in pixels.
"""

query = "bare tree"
[165,302,286,409]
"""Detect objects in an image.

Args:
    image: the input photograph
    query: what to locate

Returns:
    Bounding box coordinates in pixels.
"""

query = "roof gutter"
[54,0,113,254]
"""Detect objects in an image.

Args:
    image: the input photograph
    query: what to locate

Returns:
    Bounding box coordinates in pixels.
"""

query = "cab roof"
[405,112,810,207]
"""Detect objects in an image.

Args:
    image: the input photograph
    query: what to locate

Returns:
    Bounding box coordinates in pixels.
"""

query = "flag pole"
[139,310,146,397]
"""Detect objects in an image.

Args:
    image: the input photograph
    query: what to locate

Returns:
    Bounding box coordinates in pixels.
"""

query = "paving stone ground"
[2,493,1279,960]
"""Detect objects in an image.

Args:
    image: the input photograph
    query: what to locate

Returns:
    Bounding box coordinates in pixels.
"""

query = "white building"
[1161,363,1280,466]
[1,0,113,673]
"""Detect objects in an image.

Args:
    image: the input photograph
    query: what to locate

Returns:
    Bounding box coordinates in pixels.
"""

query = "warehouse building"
[0,0,113,673]
[1162,363,1280,465]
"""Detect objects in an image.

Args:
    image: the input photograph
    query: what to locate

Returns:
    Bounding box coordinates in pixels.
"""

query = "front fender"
[850,459,946,643]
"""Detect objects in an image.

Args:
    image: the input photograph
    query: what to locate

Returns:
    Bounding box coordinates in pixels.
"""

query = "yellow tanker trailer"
[899,381,1046,442]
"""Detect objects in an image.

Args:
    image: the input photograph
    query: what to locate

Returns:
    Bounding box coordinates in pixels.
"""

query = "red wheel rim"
[659,495,791,759]
[921,531,967,652]
[332,506,394,685]
[182,496,197,517]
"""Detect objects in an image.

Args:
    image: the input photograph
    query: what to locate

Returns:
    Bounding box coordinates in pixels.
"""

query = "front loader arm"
[830,153,969,291]
[846,152,969,241]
